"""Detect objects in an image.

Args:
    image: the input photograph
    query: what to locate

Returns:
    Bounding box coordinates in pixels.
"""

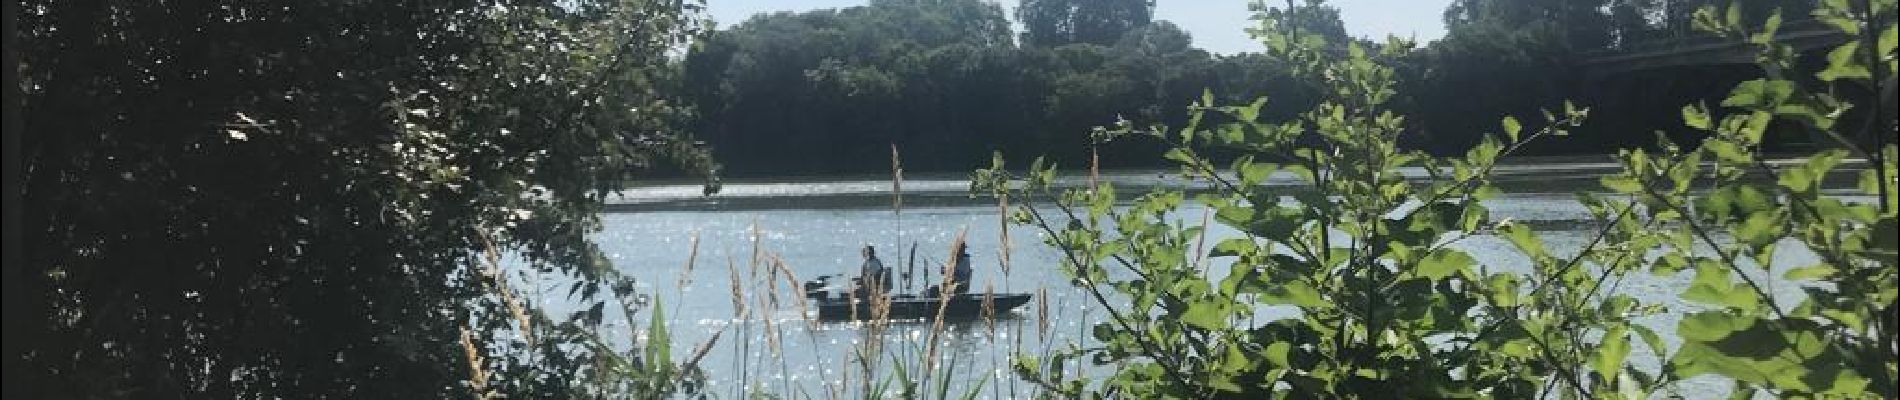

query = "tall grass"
[516,144,1080,399]
[638,145,1065,399]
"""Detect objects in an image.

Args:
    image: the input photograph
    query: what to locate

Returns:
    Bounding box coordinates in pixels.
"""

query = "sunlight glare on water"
[546,163,1855,398]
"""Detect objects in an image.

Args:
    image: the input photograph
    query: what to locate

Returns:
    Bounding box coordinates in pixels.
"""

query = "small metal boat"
[802,275,1032,320]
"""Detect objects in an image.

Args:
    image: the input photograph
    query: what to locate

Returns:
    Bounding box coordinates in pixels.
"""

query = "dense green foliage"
[978,0,1895,397]
[11,0,714,397]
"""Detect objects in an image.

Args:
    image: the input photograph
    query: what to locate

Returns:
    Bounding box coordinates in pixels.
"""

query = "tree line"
[685,0,1826,176]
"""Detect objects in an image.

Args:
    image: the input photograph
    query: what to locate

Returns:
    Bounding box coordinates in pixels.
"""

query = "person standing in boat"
[857,245,891,297]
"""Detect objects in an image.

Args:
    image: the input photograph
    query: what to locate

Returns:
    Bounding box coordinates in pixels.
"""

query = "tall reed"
[645,145,1028,399]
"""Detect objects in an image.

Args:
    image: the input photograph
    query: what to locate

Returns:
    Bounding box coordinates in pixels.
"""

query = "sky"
[702,0,1454,55]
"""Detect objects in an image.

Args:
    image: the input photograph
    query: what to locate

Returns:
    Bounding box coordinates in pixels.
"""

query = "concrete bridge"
[1572,19,1895,151]
[1576,19,1849,79]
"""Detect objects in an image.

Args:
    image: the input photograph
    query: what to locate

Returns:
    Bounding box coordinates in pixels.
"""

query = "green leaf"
[1861,168,1884,196]
[1697,184,1775,223]
[1731,211,1785,248]
[1210,237,1257,258]
[1264,341,1292,368]
[1682,259,1759,311]
[1458,203,1490,231]
[1631,324,1669,359]
[1416,248,1475,281]
[1215,343,1252,374]
[1817,41,1870,82]
[1880,24,1898,61]
[1692,6,1724,34]
[1487,321,1536,358]
[1722,80,1794,108]
[1241,96,1269,122]
[647,298,672,369]
[1682,103,1713,130]
[1501,116,1522,142]
[1772,100,1832,130]
[1819,0,1861,35]
[1651,253,1691,276]
[1217,124,1247,145]
[1617,373,1648,400]
[1602,175,1644,193]
[1182,299,1230,330]
[1679,312,1751,342]
[1164,148,1196,165]
[1782,264,1837,280]
[1235,157,1279,185]
[1486,273,1520,307]
[1739,111,1773,144]
[1778,149,1846,194]
[1594,326,1631,381]
[1259,280,1328,308]
[1758,10,1782,42]
[1703,138,1750,163]
[1498,222,1547,260]
[1725,4,1742,29]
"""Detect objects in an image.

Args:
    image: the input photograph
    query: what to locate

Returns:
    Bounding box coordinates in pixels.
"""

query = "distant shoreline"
[624,153,1862,187]
[605,155,1871,213]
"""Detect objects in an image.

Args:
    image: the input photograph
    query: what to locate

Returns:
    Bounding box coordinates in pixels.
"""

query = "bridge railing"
[1581,18,1835,58]
[1577,18,1846,76]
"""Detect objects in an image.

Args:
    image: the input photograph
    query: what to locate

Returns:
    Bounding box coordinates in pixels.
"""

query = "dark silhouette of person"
[857,245,891,298]
[945,243,973,296]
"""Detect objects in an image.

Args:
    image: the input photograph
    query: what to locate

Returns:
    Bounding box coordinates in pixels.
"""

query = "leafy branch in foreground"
[1587,0,1897,396]
[970,0,1666,397]
[978,0,1897,398]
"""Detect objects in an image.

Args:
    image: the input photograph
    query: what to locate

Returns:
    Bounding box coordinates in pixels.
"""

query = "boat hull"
[814,293,1031,320]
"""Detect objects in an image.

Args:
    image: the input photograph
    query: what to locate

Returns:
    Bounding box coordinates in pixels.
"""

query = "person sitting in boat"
[923,242,972,297]
[928,243,973,297]
[856,245,891,298]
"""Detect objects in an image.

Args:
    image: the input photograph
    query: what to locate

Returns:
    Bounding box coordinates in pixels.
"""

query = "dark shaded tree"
[12,0,714,397]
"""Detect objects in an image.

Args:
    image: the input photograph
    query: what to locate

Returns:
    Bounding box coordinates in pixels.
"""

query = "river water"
[549,160,1862,399]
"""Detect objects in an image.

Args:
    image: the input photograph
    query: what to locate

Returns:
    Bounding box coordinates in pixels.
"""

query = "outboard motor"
[804,275,834,300]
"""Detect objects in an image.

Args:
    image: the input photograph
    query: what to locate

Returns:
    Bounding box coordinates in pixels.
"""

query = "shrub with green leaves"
[976,0,1627,396]
[975,0,1895,398]
[1586,0,1897,396]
